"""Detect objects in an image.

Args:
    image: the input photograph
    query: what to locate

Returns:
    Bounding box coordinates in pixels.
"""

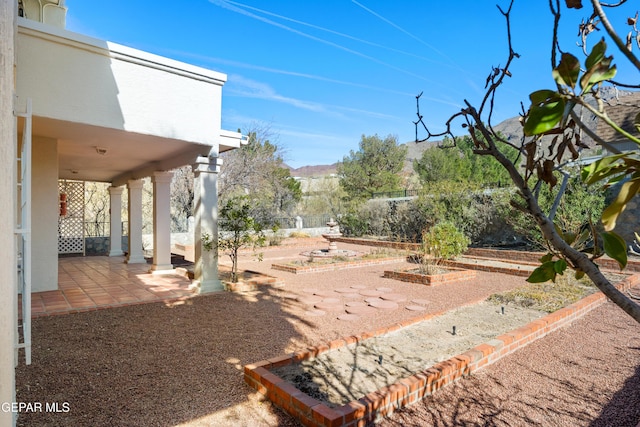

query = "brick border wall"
[271,257,406,274]
[466,248,640,272]
[383,267,476,285]
[330,238,640,273]
[440,259,533,277]
[244,274,640,427]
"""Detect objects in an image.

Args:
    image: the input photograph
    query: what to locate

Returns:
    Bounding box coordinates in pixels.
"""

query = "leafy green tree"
[218,195,265,282]
[497,174,605,248]
[415,1,640,322]
[337,134,408,200]
[413,135,515,186]
[219,123,301,226]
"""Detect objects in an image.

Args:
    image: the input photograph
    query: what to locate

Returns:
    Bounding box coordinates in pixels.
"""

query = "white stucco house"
[2,2,244,424]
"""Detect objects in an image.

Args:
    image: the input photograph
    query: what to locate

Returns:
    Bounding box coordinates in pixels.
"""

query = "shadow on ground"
[15,286,306,426]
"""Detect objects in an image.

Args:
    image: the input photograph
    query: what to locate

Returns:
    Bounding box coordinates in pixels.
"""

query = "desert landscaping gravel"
[14,240,640,426]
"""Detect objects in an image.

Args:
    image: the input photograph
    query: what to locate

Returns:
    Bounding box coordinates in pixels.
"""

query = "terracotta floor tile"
[28,256,196,317]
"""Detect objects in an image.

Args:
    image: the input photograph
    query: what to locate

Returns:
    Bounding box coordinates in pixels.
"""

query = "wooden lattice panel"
[58,180,85,254]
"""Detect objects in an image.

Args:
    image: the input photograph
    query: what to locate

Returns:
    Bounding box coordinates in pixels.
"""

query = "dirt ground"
[14,239,640,426]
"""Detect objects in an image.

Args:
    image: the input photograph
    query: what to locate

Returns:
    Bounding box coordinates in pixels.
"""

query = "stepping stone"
[341,293,362,299]
[280,292,299,300]
[368,300,399,310]
[345,305,377,315]
[302,288,321,294]
[411,299,430,306]
[376,287,393,293]
[322,297,341,304]
[297,295,323,305]
[314,302,344,312]
[305,309,326,317]
[380,293,407,302]
[359,289,383,297]
[364,297,383,304]
[350,285,367,289]
[337,314,360,321]
[406,305,427,312]
[334,287,356,293]
[345,301,367,307]
[314,290,339,298]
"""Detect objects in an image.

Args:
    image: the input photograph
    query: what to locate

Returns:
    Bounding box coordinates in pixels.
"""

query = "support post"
[108,186,124,257]
[126,179,146,264]
[151,171,174,272]
[193,154,223,293]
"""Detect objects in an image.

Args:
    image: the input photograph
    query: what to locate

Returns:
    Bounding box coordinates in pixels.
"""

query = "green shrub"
[421,222,470,261]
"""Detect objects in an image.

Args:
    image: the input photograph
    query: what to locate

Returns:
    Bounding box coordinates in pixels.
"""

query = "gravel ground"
[14,240,640,426]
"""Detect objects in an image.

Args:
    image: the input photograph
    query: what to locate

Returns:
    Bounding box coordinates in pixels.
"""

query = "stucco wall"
[32,136,58,292]
[1,1,17,425]
[16,18,225,145]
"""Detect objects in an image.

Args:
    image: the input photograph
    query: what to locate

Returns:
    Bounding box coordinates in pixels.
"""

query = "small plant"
[218,195,266,283]
[418,222,470,275]
[268,223,284,246]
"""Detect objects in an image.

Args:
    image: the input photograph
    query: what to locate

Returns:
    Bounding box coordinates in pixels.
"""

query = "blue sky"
[65,1,634,168]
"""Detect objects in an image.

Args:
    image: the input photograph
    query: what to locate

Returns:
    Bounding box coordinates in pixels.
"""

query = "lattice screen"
[58,180,85,254]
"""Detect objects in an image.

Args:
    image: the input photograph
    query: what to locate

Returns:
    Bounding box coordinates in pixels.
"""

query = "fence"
[83,214,334,238]
[370,182,510,199]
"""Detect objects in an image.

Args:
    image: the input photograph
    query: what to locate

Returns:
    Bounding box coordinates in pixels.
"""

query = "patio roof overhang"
[16,18,243,186]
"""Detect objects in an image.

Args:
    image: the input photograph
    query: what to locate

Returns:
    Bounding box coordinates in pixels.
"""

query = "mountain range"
[288,87,636,178]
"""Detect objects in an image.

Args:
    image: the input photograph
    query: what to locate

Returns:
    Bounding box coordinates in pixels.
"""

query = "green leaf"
[601,231,628,269]
[539,253,554,263]
[581,153,629,185]
[580,40,617,92]
[585,39,607,70]
[527,261,557,283]
[524,92,565,136]
[574,269,585,280]
[552,53,580,89]
[529,89,558,104]
[601,177,640,231]
[554,259,568,274]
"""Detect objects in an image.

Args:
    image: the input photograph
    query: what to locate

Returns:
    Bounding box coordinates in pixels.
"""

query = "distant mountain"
[288,163,337,178]
[288,88,637,176]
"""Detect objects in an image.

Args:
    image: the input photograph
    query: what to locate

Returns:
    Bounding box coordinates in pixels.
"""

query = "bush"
[421,222,470,261]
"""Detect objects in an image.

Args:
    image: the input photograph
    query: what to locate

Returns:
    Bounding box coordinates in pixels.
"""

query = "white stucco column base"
[126,179,146,264]
[150,171,174,272]
[108,186,124,257]
[193,155,223,293]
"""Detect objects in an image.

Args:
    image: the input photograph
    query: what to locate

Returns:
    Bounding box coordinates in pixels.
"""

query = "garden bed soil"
[272,300,544,408]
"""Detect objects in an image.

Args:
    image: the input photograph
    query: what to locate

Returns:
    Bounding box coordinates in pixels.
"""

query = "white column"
[151,171,173,272]
[126,179,146,264]
[193,154,223,293]
[108,186,124,257]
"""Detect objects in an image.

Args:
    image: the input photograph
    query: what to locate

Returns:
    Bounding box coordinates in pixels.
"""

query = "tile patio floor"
[22,256,197,318]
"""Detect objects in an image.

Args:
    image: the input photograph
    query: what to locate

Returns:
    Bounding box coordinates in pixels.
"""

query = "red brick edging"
[383,267,476,285]
[244,274,640,427]
[271,257,406,274]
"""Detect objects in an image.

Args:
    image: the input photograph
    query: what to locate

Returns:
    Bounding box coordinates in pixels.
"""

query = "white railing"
[15,97,32,365]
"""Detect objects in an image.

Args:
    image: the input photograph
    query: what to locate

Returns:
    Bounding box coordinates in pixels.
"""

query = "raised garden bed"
[383,266,476,285]
[272,256,406,274]
[244,273,639,427]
